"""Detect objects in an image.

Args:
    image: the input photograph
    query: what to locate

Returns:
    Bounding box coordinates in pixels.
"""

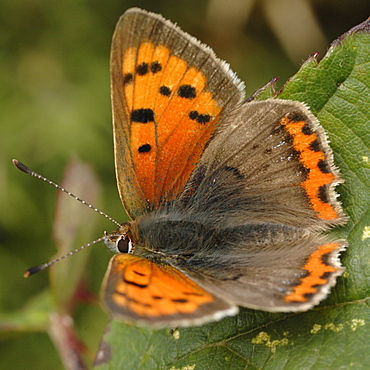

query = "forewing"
[111,8,244,218]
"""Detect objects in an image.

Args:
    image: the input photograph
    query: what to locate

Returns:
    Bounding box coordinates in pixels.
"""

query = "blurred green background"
[1,0,369,368]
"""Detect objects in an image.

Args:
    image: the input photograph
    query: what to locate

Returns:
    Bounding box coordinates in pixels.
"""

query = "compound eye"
[117,237,133,253]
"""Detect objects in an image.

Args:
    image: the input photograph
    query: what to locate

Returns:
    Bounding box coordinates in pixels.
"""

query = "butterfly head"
[104,222,137,255]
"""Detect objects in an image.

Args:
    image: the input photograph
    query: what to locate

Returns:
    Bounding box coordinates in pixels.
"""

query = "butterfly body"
[101,8,347,327]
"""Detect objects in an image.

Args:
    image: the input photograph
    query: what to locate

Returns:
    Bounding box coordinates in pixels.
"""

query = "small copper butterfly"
[20,8,348,328]
[100,8,347,327]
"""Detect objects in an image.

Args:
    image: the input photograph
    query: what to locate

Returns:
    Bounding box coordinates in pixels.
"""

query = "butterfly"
[100,8,346,328]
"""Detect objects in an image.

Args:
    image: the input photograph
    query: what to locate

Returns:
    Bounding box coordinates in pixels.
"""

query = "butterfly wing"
[176,99,345,228]
[137,99,346,312]
[108,8,346,321]
[111,8,244,219]
[102,254,237,327]
[174,234,345,312]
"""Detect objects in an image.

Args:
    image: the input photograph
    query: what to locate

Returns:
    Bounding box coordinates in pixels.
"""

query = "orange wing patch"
[280,115,338,220]
[121,42,222,208]
[107,254,215,318]
[284,243,341,303]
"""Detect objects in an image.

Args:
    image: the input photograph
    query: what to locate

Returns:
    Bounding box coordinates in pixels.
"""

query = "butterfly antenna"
[24,237,106,277]
[13,159,121,227]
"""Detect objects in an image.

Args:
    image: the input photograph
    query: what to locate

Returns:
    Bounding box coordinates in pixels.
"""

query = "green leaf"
[95,18,370,369]
[96,304,369,369]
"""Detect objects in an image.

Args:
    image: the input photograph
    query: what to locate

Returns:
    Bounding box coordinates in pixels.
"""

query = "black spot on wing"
[123,279,147,289]
[287,112,306,123]
[171,298,189,304]
[197,114,210,124]
[189,111,198,120]
[318,159,331,174]
[138,144,152,153]
[151,61,162,73]
[178,85,196,99]
[310,139,321,152]
[123,73,133,85]
[159,86,171,96]
[131,109,154,123]
[302,123,314,135]
[318,185,329,203]
[136,63,149,76]
[189,111,211,124]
